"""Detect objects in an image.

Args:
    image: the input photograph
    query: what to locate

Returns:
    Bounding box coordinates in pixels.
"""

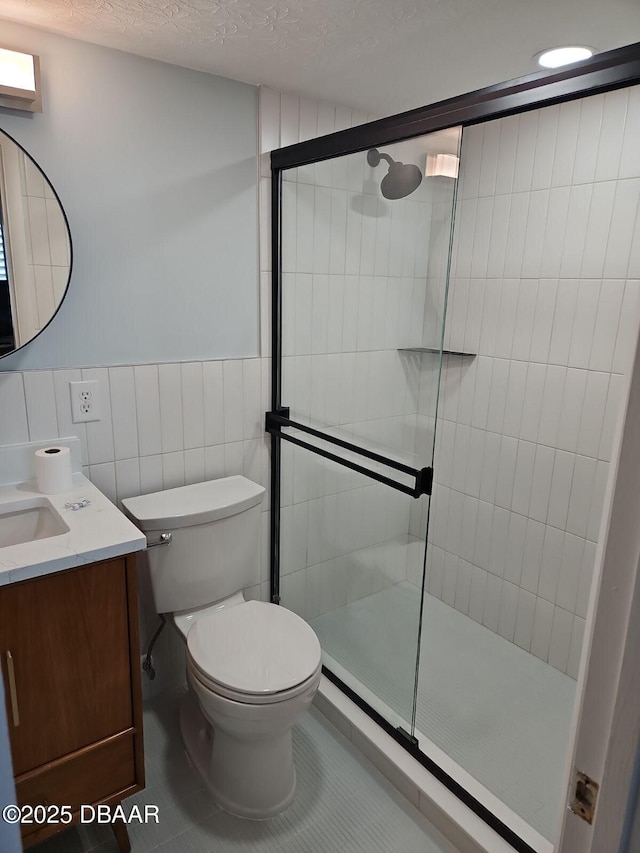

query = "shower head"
[367,148,423,199]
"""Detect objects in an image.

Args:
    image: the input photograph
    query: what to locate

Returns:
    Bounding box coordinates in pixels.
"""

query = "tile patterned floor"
[36,690,459,853]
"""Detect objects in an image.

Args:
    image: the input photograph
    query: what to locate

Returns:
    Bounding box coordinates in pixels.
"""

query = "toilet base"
[179,688,297,819]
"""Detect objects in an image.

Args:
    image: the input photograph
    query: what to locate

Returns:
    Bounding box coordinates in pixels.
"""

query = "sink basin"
[0,498,70,548]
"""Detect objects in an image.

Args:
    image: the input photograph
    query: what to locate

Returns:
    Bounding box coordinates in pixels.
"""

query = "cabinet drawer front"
[0,559,133,774]
[16,732,136,840]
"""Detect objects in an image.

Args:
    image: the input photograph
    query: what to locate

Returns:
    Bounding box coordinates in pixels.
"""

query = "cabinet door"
[0,559,133,776]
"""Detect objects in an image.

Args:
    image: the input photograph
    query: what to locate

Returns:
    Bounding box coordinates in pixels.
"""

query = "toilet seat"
[186,600,322,704]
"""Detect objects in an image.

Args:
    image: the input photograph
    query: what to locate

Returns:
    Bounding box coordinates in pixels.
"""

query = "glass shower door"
[270,127,462,735]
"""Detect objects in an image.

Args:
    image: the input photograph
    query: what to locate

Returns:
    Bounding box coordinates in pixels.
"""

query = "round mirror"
[0,128,71,357]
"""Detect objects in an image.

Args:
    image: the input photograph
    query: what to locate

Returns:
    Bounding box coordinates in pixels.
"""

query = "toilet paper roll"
[35,446,73,494]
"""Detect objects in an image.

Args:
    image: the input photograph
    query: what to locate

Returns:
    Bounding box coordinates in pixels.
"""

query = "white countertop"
[0,473,146,587]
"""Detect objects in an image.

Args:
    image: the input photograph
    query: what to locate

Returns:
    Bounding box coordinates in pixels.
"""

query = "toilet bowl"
[121,477,323,820]
[175,597,322,818]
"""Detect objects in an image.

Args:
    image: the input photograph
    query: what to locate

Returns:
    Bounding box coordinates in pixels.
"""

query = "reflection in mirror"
[0,129,71,356]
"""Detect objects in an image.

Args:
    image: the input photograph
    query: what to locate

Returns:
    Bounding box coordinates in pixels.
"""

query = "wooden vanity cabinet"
[0,554,145,850]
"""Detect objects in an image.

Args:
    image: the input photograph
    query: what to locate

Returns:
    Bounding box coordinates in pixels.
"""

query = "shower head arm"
[367,148,397,169]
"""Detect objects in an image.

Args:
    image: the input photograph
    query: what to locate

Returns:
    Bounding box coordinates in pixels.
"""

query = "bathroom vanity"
[0,467,146,851]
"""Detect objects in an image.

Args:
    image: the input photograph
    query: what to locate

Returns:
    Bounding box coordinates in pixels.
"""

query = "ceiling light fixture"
[0,46,42,112]
[537,46,594,69]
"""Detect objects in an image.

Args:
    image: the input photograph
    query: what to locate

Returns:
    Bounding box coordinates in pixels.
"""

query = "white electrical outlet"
[69,380,101,423]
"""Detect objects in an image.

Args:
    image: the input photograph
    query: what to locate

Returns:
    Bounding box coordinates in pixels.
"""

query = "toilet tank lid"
[121,476,265,531]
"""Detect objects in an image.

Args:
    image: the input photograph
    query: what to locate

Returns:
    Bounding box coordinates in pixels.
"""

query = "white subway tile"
[479,430,501,505]
[594,88,628,182]
[222,360,243,443]
[547,450,575,530]
[548,606,574,672]
[114,457,141,502]
[162,451,185,490]
[482,573,502,632]
[538,525,564,603]
[470,197,493,279]
[139,454,163,495]
[204,444,225,482]
[241,359,262,440]
[519,362,546,443]
[529,444,555,523]
[494,435,518,510]
[468,565,488,623]
[560,185,593,278]
[577,372,609,458]
[531,105,559,190]
[184,447,205,485]
[513,111,539,192]
[88,461,116,503]
[556,368,588,452]
[604,179,640,279]
[587,460,609,542]
[612,280,640,374]
[514,588,536,651]
[567,455,597,538]
[23,370,58,443]
[477,120,501,197]
[580,182,616,278]
[511,440,536,517]
[497,580,518,641]
[454,558,472,614]
[494,114,520,196]
[109,367,139,461]
[486,195,510,279]
[521,519,545,594]
[620,86,640,179]
[157,364,183,454]
[556,532,585,613]
[224,441,244,477]
[540,189,570,277]
[538,365,566,448]
[551,100,581,188]
[488,505,510,578]
[133,364,162,456]
[511,281,538,362]
[486,358,510,434]
[521,190,549,278]
[531,597,555,662]
[502,360,528,437]
[572,96,604,185]
[0,373,28,446]
[590,280,625,372]
[473,499,494,570]
[550,281,579,366]
[504,511,527,585]
[530,279,558,365]
[503,193,529,279]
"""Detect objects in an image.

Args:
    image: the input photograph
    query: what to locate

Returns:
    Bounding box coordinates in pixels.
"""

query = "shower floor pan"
[310,582,575,845]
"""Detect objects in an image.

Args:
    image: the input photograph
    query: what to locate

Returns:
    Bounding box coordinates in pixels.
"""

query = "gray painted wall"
[0,21,258,370]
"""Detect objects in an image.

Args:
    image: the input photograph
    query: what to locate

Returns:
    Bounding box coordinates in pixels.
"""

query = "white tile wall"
[265,86,460,620]
[423,88,640,677]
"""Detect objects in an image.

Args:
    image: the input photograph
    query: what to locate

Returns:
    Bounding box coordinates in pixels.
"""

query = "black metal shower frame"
[266,41,640,853]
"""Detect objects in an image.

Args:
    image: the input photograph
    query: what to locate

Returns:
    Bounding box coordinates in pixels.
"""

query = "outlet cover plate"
[69,380,101,423]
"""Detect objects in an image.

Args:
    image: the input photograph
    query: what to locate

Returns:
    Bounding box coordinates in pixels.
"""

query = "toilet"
[122,476,322,819]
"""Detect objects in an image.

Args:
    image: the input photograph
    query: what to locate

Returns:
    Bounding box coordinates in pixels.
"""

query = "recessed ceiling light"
[537,46,595,69]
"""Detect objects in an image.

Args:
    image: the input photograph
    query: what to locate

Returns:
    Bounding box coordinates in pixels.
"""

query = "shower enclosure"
[267,45,640,853]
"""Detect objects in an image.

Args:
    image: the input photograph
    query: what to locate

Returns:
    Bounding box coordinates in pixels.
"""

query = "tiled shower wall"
[413,87,640,677]
[273,111,461,618]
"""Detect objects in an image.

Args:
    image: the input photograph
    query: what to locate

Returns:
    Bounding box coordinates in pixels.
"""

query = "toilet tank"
[122,477,265,614]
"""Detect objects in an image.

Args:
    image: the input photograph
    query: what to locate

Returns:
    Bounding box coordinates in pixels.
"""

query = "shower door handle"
[266,410,433,498]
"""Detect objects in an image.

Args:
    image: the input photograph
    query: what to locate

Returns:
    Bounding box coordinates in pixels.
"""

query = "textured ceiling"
[0,0,638,114]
